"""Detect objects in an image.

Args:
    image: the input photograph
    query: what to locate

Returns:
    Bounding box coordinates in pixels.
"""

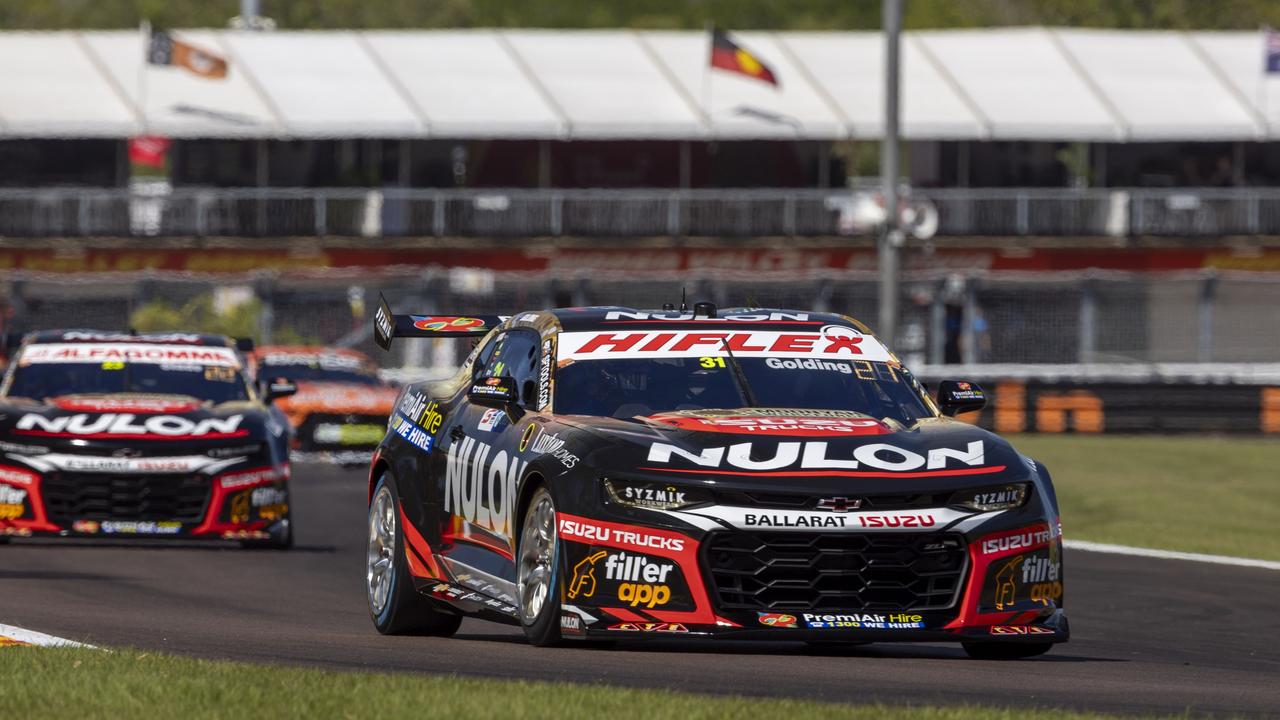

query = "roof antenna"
[680,287,688,312]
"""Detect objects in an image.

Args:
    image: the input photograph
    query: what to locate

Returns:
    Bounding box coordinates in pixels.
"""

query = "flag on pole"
[147,29,228,79]
[128,136,172,168]
[1266,26,1280,74]
[709,27,779,87]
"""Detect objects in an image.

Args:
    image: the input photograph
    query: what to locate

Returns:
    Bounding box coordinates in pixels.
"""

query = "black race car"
[0,330,296,548]
[366,300,1067,659]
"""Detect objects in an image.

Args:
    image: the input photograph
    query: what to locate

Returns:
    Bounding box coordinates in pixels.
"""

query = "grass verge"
[1008,434,1280,561]
[0,647,1167,720]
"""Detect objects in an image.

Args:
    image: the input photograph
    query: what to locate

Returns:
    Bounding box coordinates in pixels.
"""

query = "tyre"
[517,485,562,647]
[962,641,1053,660]
[367,472,462,636]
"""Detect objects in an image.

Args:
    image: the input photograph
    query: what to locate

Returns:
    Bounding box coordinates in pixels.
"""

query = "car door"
[436,328,544,597]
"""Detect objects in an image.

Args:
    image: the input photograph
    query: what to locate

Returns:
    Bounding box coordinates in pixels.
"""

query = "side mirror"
[262,377,297,403]
[468,375,519,407]
[936,379,986,417]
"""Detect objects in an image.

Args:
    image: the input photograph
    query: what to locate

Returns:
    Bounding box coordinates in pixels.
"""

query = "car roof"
[535,307,873,334]
[23,330,235,347]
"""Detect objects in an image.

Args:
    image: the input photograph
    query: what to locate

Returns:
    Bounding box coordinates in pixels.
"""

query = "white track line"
[1065,539,1280,571]
[0,623,95,648]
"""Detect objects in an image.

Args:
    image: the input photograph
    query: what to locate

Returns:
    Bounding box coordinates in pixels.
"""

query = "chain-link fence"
[5,270,1279,369]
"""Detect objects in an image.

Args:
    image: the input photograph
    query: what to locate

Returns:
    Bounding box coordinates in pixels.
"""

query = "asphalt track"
[3,464,1278,717]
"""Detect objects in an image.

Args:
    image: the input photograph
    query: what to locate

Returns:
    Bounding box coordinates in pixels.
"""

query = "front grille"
[41,473,211,524]
[702,531,967,612]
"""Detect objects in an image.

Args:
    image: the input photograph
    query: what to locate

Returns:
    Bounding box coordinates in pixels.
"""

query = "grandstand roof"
[1,28,1274,141]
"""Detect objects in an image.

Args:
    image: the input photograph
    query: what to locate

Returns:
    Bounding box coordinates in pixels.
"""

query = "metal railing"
[4,186,1280,238]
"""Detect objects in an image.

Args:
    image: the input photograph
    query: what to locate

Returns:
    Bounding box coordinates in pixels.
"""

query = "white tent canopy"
[1,27,1278,141]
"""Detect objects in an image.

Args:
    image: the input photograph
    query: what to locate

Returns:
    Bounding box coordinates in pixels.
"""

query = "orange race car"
[249,346,397,463]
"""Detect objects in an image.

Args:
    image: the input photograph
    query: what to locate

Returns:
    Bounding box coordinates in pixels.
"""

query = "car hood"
[560,407,1029,495]
[275,382,397,416]
[0,393,268,452]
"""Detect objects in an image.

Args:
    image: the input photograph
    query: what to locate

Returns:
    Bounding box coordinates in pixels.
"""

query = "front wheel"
[367,473,462,636]
[517,485,562,647]
[962,641,1053,660]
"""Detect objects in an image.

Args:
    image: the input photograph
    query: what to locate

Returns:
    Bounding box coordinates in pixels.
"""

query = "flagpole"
[138,19,150,135]
[702,22,714,126]
[1263,26,1272,128]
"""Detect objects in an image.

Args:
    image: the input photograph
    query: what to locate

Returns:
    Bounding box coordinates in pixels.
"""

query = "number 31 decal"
[698,357,726,368]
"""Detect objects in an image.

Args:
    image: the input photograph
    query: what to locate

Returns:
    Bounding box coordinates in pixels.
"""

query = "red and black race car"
[366,300,1067,658]
[0,330,296,548]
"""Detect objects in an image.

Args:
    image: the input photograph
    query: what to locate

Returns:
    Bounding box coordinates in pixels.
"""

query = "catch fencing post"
[1078,276,1096,363]
[1198,270,1216,363]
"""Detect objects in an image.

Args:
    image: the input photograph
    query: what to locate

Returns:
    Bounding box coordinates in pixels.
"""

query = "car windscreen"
[554,356,932,424]
[257,352,382,386]
[5,343,251,404]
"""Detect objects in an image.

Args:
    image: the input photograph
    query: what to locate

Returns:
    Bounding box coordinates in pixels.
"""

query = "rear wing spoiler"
[373,293,506,351]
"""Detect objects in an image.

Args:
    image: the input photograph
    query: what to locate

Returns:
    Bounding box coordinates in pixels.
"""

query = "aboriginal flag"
[709,27,778,87]
[148,30,228,79]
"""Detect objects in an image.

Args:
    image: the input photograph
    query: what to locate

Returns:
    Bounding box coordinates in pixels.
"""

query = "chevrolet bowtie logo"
[816,496,861,512]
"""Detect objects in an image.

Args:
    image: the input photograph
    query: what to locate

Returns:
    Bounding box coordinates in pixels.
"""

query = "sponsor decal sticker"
[537,339,553,410]
[567,549,677,609]
[72,520,100,534]
[558,517,686,553]
[981,544,1063,612]
[391,414,435,455]
[607,623,688,633]
[525,427,579,468]
[444,437,524,539]
[100,520,182,535]
[477,408,505,432]
[0,467,38,486]
[0,485,27,520]
[14,413,246,440]
[313,423,385,446]
[641,439,1002,478]
[803,612,925,630]
[648,412,888,437]
[219,464,290,490]
[397,391,444,436]
[412,316,486,332]
[979,523,1060,557]
[757,613,798,628]
[557,326,891,362]
[989,625,1055,635]
[20,343,240,367]
[603,310,813,323]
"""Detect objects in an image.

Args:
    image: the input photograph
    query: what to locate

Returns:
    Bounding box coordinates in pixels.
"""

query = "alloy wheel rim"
[517,495,556,624]
[367,485,396,616]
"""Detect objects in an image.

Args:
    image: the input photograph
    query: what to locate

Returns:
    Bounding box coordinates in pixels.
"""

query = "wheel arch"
[514,469,548,538]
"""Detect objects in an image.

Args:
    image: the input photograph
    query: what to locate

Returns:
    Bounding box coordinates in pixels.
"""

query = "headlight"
[951,483,1028,512]
[0,441,50,456]
[603,478,710,511]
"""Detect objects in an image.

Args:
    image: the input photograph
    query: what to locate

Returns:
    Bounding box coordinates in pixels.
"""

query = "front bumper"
[0,462,291,542]
[555,511,1068,644]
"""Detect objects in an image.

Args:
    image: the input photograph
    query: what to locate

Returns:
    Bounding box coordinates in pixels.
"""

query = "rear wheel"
[517,486,562,647]
[367,473,462,636]
[962,641,1053,660]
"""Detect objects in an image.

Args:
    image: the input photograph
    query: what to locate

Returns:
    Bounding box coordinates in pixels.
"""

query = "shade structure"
[4,28,1280,141]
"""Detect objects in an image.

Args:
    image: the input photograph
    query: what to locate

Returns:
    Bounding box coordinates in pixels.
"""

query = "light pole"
[879,0,903,346]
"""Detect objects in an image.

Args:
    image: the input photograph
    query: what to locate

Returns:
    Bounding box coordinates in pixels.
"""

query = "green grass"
[1008,434,1280,561]
[0,647,1173,720]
